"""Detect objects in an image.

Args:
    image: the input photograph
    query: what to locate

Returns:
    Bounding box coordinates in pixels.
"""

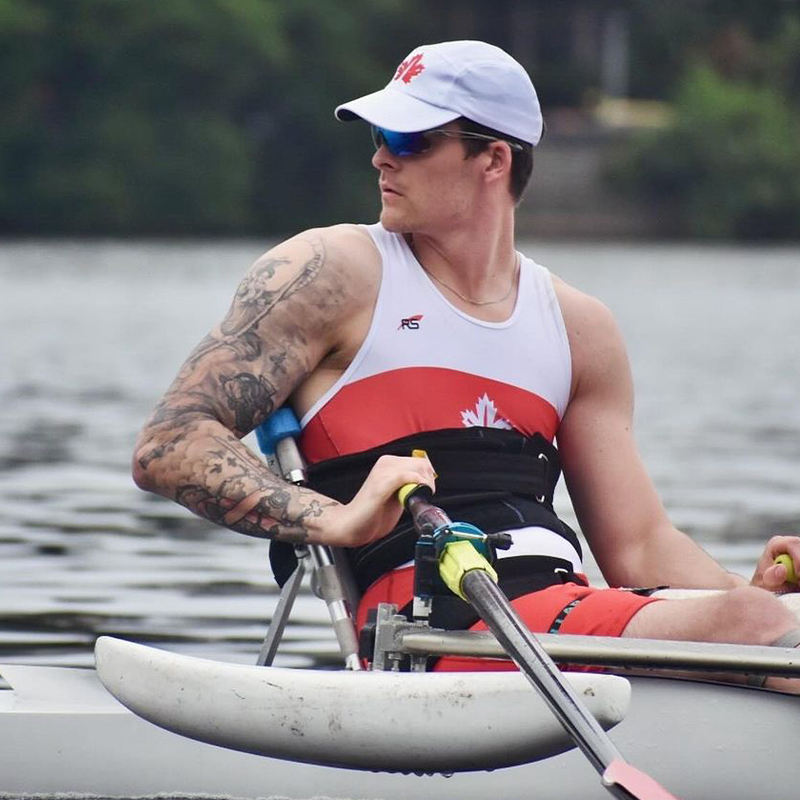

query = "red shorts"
[356,565,661,672]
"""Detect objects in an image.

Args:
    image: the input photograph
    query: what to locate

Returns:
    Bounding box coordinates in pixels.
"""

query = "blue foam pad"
[255,407,301,456]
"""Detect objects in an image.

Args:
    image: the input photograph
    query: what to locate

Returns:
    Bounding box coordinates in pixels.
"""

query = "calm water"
[1,240,799,669]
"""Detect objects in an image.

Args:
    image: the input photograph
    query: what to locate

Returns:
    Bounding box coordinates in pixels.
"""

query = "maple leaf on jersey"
[460,393,512,429]
[394,53,425,84]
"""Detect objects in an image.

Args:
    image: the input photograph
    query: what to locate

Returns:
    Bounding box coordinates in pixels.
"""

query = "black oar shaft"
[400,488,676,798]
[461,569,624,777]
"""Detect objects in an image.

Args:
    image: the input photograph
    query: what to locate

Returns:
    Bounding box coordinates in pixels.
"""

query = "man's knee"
[709,586,796,646]
[623,585,797,645]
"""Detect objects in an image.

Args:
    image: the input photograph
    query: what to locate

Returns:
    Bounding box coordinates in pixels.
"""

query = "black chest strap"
[306,426,562,505]
[269,427,580,592]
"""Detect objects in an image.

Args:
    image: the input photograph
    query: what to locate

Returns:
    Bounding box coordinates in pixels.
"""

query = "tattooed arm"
[132,226,435,547]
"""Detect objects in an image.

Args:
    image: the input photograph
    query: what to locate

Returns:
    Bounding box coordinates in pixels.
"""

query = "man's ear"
[484,142,513,185]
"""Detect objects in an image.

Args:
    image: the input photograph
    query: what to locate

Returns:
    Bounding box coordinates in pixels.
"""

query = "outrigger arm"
[254,409,362,671]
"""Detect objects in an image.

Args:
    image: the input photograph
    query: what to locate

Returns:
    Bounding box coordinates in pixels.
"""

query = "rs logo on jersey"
[398,314,423,330]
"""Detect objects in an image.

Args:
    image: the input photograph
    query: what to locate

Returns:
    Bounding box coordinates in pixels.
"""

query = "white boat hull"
[4,645,800,799]
[5,591,800,798]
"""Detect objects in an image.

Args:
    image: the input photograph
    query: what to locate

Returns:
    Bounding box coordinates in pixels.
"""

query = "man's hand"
[751,535,800,592]
[321,455,436,548]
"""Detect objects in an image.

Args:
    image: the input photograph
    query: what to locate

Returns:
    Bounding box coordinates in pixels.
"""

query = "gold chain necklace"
[422,254,520,306]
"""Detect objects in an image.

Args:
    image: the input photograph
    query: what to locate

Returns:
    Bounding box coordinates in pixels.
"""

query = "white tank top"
[300,223,579,570]
[300,222,572,463]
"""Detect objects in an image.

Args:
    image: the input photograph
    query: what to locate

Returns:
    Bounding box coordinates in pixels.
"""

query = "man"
[133,40,800,689]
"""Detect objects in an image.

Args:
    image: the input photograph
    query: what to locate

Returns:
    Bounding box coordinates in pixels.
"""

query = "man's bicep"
[159,233,342,438]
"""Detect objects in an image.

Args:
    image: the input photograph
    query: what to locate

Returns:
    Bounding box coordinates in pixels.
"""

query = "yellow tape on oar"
[774,554,799,584]
[397,482,420,507]
[439,540,498,601]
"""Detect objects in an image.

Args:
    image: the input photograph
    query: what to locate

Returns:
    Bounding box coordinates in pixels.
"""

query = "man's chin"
[379,208,412,234]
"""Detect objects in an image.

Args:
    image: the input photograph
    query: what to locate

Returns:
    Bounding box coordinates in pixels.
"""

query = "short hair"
[456,118,534,203]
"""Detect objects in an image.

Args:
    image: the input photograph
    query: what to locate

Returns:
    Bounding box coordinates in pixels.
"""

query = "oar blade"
[603,760,680,800]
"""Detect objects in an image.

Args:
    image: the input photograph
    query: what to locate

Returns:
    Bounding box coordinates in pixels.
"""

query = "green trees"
[0,0,406,235]
[1,0,798,238]
[611,12,800,239]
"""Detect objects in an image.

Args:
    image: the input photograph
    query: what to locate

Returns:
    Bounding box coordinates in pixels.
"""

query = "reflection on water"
[1,240,799,667]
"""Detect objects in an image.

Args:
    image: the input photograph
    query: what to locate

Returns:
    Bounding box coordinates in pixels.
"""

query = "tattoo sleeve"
[172,432,335,544]
[133,235,342,543]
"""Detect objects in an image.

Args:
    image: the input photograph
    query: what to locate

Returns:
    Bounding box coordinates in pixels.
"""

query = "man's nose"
[372,145,399,171]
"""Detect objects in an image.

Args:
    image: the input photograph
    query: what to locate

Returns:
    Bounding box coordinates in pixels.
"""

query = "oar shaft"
[461,569,624,777]
[399,490,676,799]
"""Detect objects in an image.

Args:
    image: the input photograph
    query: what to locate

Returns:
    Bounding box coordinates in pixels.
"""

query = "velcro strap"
[770,627,800,649]
[746,627,800,687]
[548,597,584,634]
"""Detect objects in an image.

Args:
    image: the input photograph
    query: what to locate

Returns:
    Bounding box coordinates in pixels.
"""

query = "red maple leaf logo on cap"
[394,53,425,84]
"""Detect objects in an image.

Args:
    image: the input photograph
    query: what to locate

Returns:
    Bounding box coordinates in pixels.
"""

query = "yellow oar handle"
[774,554,799,584]
[397,449,436,507]
[396,448,496,599]
[398,482,422,507]
[439,540,498,601]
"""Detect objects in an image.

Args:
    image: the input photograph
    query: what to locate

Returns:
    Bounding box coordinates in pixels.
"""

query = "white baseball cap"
[335,40,543,146]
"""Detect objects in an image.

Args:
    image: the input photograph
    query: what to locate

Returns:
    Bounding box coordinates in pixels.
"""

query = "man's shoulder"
[287,222,376,253]
[549,273,618,335]
[296,221,372,246]
[262,223,380,284]
[315,222,380,267]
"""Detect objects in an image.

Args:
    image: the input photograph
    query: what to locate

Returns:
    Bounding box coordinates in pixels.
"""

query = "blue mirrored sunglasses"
[371,126,524,157]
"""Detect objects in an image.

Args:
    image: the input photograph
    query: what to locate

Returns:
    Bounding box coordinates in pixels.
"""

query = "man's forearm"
[653,528,747,589]
[601,524,746,590]
[133,416,339,544]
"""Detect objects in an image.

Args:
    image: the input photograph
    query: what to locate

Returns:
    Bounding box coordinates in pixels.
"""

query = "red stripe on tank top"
[300,366,559,462]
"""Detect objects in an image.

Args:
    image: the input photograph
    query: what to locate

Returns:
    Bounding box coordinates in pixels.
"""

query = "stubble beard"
[379,204,414,234]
